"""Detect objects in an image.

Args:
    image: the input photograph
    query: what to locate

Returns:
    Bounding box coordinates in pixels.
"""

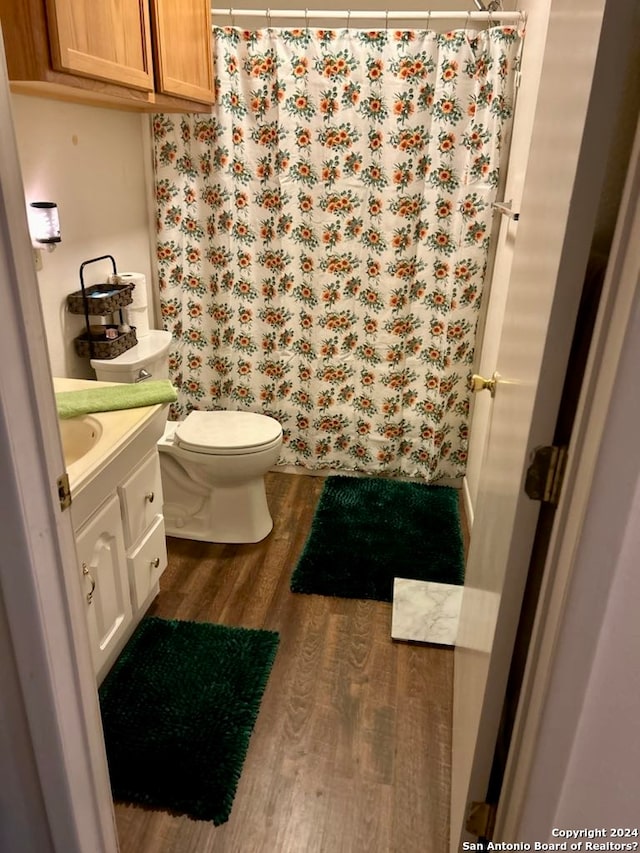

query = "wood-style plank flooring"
[114,472,455,853]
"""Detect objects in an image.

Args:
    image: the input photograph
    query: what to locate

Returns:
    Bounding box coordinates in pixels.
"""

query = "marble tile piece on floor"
[391,577,464,647]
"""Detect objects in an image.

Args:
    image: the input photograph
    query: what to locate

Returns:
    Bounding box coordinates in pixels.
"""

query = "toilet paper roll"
[126,304,150,338]
[117,271,148,309]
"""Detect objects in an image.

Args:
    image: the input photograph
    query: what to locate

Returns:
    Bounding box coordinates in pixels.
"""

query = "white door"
[0,30,119,853]
[450,0,638,848]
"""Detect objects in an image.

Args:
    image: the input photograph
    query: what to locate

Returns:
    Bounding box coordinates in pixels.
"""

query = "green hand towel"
[56,380,177,419]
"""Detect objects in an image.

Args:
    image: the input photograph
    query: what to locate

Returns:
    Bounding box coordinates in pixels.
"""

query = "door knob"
[468,372,499,397]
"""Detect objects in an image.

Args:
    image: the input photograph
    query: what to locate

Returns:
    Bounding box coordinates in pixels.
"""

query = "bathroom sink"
[53,376,170,527]
[59,415,103,465]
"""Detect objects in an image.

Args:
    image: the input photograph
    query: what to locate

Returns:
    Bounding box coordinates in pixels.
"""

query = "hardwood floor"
[114,472,454,853]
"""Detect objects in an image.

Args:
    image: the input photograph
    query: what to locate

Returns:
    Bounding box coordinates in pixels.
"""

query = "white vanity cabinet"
[55,377,170,683]
[72,446,167,683]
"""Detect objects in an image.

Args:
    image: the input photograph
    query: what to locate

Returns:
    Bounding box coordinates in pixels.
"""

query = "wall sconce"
[28,201,61,252]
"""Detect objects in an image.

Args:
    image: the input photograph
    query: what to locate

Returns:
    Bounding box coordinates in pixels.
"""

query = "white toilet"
[91,330,283,543]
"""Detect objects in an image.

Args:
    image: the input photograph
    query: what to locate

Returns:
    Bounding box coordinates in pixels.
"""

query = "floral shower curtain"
[152,23,523,480]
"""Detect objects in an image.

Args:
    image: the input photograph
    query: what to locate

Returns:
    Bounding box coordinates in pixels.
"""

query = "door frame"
[497,113,640,838]
[0,31,118,853]
[1,11,638,853]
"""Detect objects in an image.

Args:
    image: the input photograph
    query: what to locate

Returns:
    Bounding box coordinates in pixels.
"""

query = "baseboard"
[462,475,474,530]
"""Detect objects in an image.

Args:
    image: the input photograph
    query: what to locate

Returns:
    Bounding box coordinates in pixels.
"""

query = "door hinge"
[465,801,497,840]
[524,445,568,506]
[57,472,72,511]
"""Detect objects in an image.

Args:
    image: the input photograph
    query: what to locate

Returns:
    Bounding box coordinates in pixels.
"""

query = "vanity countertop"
[53,377,169,524]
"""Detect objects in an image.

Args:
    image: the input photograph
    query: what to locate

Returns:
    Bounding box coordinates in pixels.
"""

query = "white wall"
[10,96,154,379]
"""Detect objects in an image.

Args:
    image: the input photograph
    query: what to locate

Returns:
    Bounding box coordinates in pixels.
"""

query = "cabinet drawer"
[127,515,168,610]
[118,451,164,547]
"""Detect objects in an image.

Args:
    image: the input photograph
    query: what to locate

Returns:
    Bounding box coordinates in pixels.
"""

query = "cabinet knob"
[145,491,155,503]
[151,557,161,569]
[82,562,96,605]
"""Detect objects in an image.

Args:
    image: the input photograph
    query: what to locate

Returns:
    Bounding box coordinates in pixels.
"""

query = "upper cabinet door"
[45,0,154,91]
[151,0,215,104]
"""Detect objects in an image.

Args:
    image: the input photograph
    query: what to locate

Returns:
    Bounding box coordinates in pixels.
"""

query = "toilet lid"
[174,410,282,454]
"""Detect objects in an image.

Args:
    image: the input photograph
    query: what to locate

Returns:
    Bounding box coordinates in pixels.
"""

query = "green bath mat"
[290,476,465,602]
[99,616,279,824]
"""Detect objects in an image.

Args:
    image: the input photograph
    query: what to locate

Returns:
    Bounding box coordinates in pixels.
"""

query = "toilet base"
[157,419,281,544]
[162,472,274,544]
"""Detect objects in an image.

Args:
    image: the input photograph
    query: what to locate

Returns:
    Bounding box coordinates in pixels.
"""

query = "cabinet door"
[45,0,154,91]
[151,0,215,103]
[75,494,133,679]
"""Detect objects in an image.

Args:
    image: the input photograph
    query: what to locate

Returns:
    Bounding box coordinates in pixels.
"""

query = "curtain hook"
[229,7,235,26]
[266,7,272,27]
[305,7,309,29]
[465,10,472,31]
[426,10,431,30]
[347,9,351,30]
[385,9,389,30]
[488,9,494,27]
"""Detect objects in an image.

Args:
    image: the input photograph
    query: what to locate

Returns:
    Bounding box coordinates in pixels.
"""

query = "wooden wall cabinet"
[46,0,155,93]
[152,0,215,104]
[0,0,215,112]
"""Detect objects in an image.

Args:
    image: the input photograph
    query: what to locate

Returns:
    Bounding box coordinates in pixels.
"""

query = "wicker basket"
[67,282,134,315]
[73,326,137,359]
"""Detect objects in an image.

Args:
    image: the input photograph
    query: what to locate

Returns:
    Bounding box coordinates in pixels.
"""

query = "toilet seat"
[174,410,282,456]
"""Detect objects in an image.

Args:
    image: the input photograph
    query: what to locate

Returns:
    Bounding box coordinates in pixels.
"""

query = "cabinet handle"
[151,557,161,569]
[145,491,155,503]
[82,562,96,605]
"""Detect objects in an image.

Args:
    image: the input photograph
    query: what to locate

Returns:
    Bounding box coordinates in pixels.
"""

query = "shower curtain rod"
[211,8,524,22]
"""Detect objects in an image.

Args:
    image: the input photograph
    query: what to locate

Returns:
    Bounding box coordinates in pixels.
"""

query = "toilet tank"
[90,329,173,384]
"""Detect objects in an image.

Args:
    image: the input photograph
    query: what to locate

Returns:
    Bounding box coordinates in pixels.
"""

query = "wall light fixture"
[28,201,61,251]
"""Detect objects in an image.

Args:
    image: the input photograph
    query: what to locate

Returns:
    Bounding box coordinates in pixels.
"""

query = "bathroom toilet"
[91,330,283,543]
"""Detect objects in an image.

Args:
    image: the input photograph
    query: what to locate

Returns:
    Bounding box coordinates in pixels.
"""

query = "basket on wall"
[73,326,138,360]
[66,282,134,315]
[68,254,138,360]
